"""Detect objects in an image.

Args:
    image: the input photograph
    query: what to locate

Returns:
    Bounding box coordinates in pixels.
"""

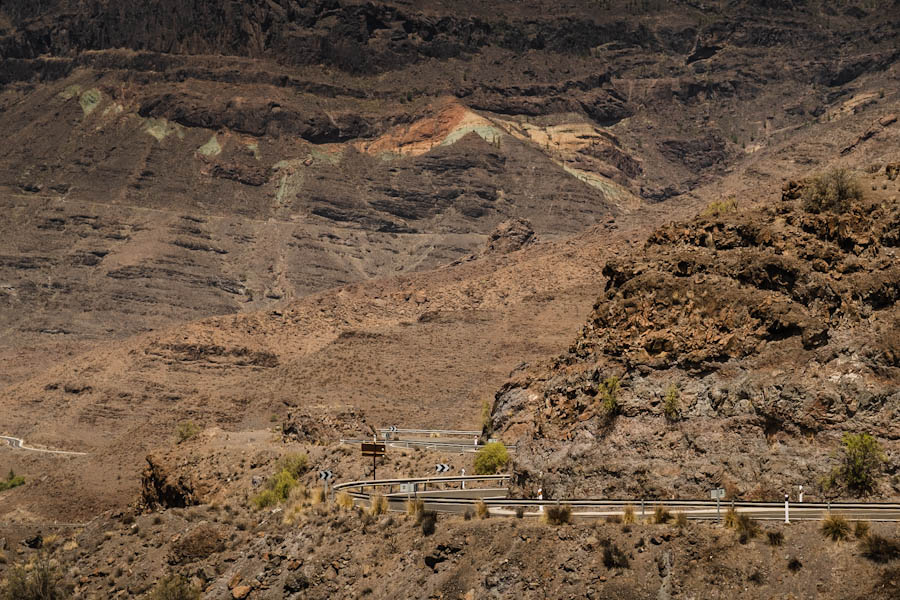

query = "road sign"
[711,488,725,522]
[361,442,386,457]
[435,463,450,473]
[399,483,417,494]
[318,470,333,481]
[389,425,397,432]
[362,442,386,480]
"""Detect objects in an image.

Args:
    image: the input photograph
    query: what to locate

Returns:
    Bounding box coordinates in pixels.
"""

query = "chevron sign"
[435,463,450,473]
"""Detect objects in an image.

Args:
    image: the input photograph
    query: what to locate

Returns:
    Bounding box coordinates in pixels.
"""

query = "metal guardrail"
[332,476,900,521]
[377,428,481,436]
[341,438,517,452]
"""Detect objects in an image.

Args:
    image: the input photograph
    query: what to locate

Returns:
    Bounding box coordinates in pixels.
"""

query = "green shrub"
[270,469,298,501]
[827,433,885,495]
[252,489,277,509]
[599,376,620,420]
[860,534,900,563]
[149,573,201,600]
[702,197,737,217]
[1,553,71,600]
[474,442,509,475]
[663,384,680,422]
[802,168,862,213]
[278,454,309,478]
[175,421,200,444]
[0,470,25,492]
[543,504,572,525]
[822,513,851,541]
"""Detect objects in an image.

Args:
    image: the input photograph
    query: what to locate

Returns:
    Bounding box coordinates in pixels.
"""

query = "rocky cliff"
[492,169,900,501]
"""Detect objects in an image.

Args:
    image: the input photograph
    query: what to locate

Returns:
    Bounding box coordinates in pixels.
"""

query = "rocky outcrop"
[281,408,369,445]
[140,454,204,509]
[492,181,900,501]
[481,218,536,256]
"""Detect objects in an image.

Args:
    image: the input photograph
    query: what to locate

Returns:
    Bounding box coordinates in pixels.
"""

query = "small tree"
[474,442,509,475]
[663,384,680,422]
[599,376,620,421]
[828,433,885,496]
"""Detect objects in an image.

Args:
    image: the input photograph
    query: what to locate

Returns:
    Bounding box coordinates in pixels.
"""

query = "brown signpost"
[361,442,386,480]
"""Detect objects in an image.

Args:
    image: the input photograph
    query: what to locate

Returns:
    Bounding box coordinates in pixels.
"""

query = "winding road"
[0,435,87,456]
[333,429,900,522]
[333,474,900,522]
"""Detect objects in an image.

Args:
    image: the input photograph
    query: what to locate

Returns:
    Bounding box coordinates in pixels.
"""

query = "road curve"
[0,435,87,456]
[333,475,900,522]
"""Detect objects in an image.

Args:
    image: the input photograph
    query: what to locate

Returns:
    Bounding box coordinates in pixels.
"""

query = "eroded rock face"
[493,191,900,501]
[481,218,536,255]
[140,454,204,509]
[281,408,369,444]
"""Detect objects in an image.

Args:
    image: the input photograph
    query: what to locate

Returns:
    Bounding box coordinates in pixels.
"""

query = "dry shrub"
[369,495,388,516]
[543,504,572,526]
[515,506,525,519]
[767,530,784,546]
[652,505,672,524]
[169,524,225,564]
[149,573,200,600]
[336,492,355,510]
[802,168,862,213]
[724,508,738,529]
[1,553,71,600]
[821,513,851,541]
[475,500,490,519]
[674,512,688,528]
[787,557,802,572]
[602,541,630,569]
[420,511,437,536]
[861,534,900,563]
[622,505,635,524]
[854,520,871,539]
[406,498,424,518]
[605,514,622,524]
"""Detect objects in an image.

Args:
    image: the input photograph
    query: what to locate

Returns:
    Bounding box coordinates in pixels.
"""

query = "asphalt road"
[0,435,87,456]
